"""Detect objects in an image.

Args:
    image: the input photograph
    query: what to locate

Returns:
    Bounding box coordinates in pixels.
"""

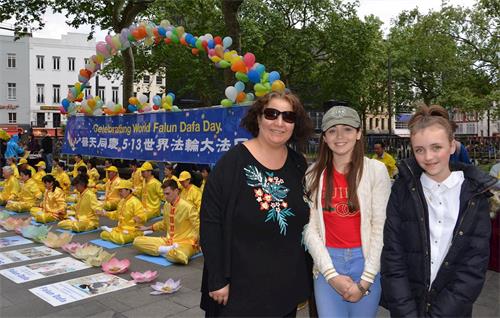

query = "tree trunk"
[122,47,135,107]
[221,0,243,87]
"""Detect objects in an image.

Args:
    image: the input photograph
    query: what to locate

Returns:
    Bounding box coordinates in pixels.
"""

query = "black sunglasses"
[262,108,297,124]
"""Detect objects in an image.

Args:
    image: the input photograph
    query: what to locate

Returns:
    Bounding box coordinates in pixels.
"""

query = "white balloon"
[138,94,148,104]
[225,86,237,102]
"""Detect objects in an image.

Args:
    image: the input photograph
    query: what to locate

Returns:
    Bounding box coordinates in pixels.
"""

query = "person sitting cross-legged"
[133,180,199,265]
[52,161,71,195]
[138,162,163,220]
[6,169,43,213]
[97,180,147,245]
[33,161,47,193]
[178,171,202,213]
[0,166,21,205]
[30,175,67,223]
[100,166,122,211]
[58,174,101,232]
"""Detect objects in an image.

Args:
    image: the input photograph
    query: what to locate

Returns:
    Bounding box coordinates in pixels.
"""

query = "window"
[369,118,373,130]
[36,84,45,103]
[375,118,379,128]
[36,55,44,69]
[156,76,163,85]
[52,56,60,70]
[84,58,90,65]
[53,113,61,128]
[143,75,150,84]
[112,87,119,104]
[97,86,105,102]
[85,87,91,98]
[381,118,385,130]
[7,83,16,100]
[52,85,60,104]
[8,113,16,124]
[68,57,75,71]
[7,53,16,68]
[36,113,45,127]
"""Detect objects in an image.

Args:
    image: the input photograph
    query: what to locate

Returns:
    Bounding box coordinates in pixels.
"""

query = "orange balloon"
[191,48,199,55]
[236,91,246,103]
[88,99,96,108]
[231,59,247,74]
[180,37,187,46]
[128,97,139,105]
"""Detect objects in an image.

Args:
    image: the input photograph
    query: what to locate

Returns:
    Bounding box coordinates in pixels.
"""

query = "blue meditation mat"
[90,238,132,249]
[56,228,101,235]
[135,252,203,267]
[147,216,163,223]
[31,219,57,226]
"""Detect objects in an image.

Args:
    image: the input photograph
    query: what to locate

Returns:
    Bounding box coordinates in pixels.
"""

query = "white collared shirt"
[421,171,464,285]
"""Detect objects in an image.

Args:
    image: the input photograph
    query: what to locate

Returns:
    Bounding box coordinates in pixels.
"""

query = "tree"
[0,0,156,105]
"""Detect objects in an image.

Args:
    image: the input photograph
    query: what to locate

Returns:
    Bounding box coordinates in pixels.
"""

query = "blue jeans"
[43,153,53,172]
[314,247,381,318]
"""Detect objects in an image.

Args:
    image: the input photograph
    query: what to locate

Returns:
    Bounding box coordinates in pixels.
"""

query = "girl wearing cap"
[6,169,43,212]
[97,180,147,244]
[138,162,163,220]
[30,174,67,223]
[200,91,313,317]
[303,105,391,317]
[33,161,47,192]
[381,105,496,317]
[178,171,202,213]
[58,174,100,232]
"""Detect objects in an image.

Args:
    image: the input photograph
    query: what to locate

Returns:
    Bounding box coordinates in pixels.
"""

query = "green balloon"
[235,72,249,82]
[254,83,266,92]
[262,72,269,83]
[128,34,135,42]
[219,60,231,68]
[264,82,272,90]
[221,99,233,107]
[196,39,203,50]
[171,34,179,43]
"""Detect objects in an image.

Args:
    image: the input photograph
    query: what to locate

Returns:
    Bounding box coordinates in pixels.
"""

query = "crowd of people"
[1,91,499,318]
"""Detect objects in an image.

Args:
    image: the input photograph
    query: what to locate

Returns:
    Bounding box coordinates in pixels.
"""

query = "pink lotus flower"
[150,278,181,295]
[101,257,130,274]
[62,242,88,254]
[130,270,159,283]
[1,217,30,231]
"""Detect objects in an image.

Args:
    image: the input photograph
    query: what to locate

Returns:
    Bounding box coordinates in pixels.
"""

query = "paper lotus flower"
[150,279,181,295]
[42,232,73,248]
[71,244,103,260]
[62,242,88,254]
[102,257,130,274]
[1,217,31,231]
[131,270,158,283]
[20,224,50,242]
[84,250,115,267]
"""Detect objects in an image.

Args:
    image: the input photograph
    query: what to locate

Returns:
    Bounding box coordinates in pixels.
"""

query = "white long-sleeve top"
[303,157,391,283]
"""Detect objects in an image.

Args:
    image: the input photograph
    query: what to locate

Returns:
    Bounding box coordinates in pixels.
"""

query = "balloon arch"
[60,20,286,116]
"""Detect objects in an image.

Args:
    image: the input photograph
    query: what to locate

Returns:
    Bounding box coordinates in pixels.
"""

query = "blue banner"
[62,106,252,164]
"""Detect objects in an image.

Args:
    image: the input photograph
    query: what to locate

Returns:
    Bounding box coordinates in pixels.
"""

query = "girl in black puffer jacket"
[381,105,497,317]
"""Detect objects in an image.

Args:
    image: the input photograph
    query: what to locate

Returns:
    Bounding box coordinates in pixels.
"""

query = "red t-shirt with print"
[321,168,361,248]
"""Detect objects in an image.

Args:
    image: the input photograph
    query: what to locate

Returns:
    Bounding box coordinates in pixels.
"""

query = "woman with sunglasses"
[200,91,313,317]
[303,105,391,317]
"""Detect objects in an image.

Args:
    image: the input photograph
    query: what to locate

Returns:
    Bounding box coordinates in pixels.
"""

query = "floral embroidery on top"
[244,165,294,235]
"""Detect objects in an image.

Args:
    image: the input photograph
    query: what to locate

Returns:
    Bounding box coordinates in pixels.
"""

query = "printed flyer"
[0,246,61,265]
[30,272,136,306]
[0,257,90,283]
[0,236,33,248]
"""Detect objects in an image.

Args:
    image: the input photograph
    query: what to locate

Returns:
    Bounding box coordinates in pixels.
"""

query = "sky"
[0,0,477,40]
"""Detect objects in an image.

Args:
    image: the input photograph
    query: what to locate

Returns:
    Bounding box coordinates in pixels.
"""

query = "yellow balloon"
[255,91,267,97]
[271,80,286,93]
[210,56,222,63]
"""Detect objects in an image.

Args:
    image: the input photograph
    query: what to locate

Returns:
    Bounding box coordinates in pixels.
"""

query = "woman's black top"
[200,144,312,317]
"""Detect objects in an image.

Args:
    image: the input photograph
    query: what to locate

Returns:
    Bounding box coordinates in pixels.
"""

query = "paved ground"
[0,214,498,318]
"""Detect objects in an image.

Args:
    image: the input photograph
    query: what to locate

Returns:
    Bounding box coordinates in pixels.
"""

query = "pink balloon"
[208,48,215,57]
[96,41,108,55]
[243,52,256,68]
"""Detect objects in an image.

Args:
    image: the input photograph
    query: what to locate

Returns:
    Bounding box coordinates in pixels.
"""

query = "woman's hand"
[328,275,354,296]
[209,284,230,305]
[342,283,363,302]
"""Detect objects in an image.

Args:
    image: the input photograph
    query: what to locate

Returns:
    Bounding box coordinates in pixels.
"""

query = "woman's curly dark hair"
[240,91,312,149]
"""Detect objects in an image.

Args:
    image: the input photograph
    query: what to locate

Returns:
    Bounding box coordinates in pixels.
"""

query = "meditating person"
[129,160,143,192]
[17,158,36,177]
[6,157,19,179]
[30,175,67,223]
[0,166,21,205]
[6,169,43,213]
[58,175,100,232]
[134,180,199,265]
[71,154,86,178]
[178,171,202,213]
[52,161,71,194]
[138,161,163,220]
[97,180,146,245]
[163,163,181,189]
[86,158,100,187]
[101,165,122,211]
[33,161,47,192]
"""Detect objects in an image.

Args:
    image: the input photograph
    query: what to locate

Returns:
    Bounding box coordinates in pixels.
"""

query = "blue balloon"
[235,81,245,92]
[167,92,176,101]
[269,71,280,83]
[158,27,166,37]
[128,105,137,112]
[254,63,266,75]
[248,70,261,84]
[61,99,70,109]
[208,39,215,49]
[185,33,193,44]
[153,95,161,106]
